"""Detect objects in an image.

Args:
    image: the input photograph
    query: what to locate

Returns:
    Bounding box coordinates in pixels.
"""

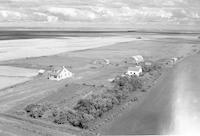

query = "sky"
[0,0,200,29]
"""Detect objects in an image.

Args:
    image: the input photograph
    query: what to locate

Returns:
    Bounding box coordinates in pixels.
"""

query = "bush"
[107,87,129,102]
[73,92,120,119]
[54,110,94,129]
[74,99,96,116]
[106,75,143,104]
[24,104,46,118]
[128,76,143,90]
[42,106,59,121]
[24,103,58,119]
[113,76,129,87]
[54,110,69,124]
[142,63,162,73]
[113,75,142,92]
[90,94,114,114]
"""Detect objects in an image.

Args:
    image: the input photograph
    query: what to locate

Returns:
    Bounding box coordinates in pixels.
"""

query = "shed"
[132,55,144,64]
[126,66,142,76]
[38,69,45,75]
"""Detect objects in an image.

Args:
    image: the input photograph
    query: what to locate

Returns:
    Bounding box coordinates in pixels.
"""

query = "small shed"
[172,57,178,63]
[38,69,45,75]
[48,66,73,81]
[126,66,142,76]
[132,55,144,64]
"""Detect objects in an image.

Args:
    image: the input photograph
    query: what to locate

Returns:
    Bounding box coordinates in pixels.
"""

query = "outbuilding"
[126,66,142,77]
[132,55,144,64]
[38,69,45,75]
[172,57,178,63]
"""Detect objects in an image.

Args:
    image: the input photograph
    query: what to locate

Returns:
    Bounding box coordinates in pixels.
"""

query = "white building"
[132,55,144,64]
[126,66,142,76]
[38,69,45,75]
[172,57,178,63]
[104,59,110,65]
[48,66,73,81]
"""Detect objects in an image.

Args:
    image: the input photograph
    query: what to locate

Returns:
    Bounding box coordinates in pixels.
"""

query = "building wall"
[48,68,72,81]
[127,71,140,76]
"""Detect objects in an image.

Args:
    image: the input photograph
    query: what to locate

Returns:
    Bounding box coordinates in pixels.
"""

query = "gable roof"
[132,55,144,61]
[50,66,71,76]
[128,66,142,72]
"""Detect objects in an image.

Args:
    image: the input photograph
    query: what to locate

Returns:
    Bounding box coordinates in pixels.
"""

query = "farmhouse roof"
[132,55,144,60]
[50,66,69,75]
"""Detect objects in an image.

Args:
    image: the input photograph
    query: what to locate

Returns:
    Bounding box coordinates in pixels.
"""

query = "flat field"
[0,32,199,136]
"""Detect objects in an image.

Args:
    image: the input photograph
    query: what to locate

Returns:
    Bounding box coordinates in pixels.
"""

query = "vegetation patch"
[23,61,163,129]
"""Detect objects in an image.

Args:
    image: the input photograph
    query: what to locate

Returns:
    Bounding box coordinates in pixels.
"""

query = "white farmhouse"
[48,66,73,81]
[126,66,142,77]
[132,55,144,64]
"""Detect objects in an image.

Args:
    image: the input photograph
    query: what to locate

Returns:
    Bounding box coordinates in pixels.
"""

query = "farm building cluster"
[37,55,178,81]
[37,66,73,81]
[126,55,144,77]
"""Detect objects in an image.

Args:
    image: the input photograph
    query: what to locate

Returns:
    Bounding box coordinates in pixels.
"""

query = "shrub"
[113,76,129,87]
[24,104,46,118]
[54,110,69,124]
[129,76,143,90]
[74,99,96,116]
[142,63,162,73]
[24,103,58,119]
[73,92,120,119]
[54,110,94,129]
[113,75,142,92]
[42,106,59,121]
[108,87,129,102]
[90,94,113,114]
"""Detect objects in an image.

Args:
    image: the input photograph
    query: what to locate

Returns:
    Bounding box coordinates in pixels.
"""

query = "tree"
[24,103,58,119]
[24,104,46,118]
[74,99,96,116]
[54,110,69,124]
[54,110,94,129]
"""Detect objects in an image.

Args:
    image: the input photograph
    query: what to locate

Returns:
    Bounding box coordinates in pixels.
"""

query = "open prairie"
[0,66,38,90]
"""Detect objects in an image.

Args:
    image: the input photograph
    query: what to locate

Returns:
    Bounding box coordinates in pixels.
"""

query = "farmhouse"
[48,66,73,81]
[132,55,144,64]
[126,66,142,76]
